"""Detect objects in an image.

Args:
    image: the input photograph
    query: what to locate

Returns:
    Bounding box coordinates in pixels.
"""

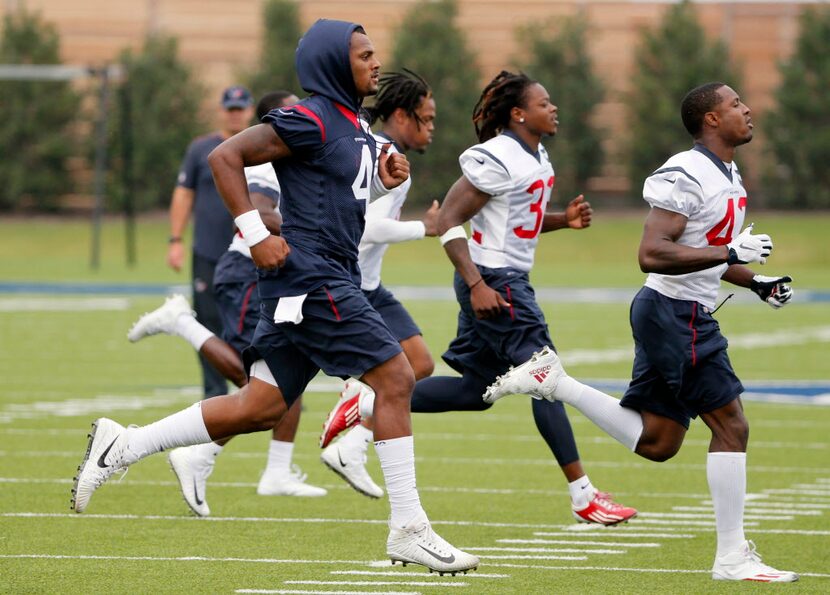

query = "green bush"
[0,9,80,211]
[516,15,605,204]
[242,0,302,99]
[626,0,739,200]
[385,0,481,206]
[764,6,830,209]
[107,34,206,211]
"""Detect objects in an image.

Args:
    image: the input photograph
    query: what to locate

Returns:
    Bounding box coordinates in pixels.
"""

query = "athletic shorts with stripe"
[243,281,403,406]
[442,265,555,379]
[213,250,260,354]
[620,286,744,429]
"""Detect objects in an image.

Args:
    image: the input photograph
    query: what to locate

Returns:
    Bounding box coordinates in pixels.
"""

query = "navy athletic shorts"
[620,286,744,429]
[363,283,421,342]
[244,281,403,405]
[442,266,555,380]
[213,251,260,354]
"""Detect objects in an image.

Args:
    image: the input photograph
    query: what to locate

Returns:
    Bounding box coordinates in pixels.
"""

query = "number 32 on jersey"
[514,176,555,240]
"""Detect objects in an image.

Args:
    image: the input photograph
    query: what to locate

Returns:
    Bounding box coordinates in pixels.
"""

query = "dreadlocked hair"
[365,68,432,126]
[472,71,536,142]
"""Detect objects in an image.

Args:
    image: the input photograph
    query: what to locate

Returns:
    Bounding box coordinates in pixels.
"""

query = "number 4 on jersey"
[351,145,373,203]
[706,196,747,246]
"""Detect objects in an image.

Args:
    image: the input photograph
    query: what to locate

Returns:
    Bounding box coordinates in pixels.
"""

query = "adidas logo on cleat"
[530,365,551,383]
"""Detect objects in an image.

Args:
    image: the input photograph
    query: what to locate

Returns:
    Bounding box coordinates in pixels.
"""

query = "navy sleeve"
[176,140,200,190]
[263,104,325,155]
[248,183,279,204]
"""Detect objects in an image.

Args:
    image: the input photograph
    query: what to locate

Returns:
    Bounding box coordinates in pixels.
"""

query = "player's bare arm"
[541,194,592,233]
[167,186,194,272]
[638,207,731,274]
[208,124,293,270]
[439,175,509,319]
[250,191,282,235]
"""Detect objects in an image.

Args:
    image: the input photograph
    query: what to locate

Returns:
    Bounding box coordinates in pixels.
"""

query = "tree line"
[1,0,827,211]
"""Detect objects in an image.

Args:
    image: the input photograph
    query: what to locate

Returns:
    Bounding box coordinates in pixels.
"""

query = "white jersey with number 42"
[643,146,748,309]
[459,132,555,272]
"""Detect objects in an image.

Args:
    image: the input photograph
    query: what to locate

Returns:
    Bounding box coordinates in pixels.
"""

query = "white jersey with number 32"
[643,146,748,309]
[459,132,555,272]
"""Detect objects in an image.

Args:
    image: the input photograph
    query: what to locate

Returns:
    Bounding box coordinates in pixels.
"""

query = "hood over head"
[296,19,364,112]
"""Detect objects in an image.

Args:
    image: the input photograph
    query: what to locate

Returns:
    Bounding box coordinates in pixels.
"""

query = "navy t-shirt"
[177,133,236,262]
[257,96,378,298]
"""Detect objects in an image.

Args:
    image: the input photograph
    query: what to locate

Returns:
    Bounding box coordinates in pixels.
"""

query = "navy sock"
[411,371,493,413]
[532,398,580,466]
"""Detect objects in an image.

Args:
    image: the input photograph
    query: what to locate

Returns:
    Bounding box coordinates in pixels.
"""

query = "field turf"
[0,214,828,593]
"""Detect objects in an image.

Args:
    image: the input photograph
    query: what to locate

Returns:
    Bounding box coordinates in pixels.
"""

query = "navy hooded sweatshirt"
[259,19,379,298]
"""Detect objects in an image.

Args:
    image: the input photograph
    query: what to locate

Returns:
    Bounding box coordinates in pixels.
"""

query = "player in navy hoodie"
[71,19,478,575]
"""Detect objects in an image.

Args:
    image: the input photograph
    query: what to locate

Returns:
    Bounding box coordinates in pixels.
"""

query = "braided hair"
[365,68,432,127]
[472,71,536,142]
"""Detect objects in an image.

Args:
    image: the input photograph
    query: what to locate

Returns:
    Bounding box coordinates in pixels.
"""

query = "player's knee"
[410,354,435,381]
[636,435,682,462]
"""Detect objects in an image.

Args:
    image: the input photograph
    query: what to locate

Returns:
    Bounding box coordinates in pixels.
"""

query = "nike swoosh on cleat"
[473,157,484,165]
[417,544,456,564]
[193,478,204,506]
[96,437,119,468]
[337,449,348,468]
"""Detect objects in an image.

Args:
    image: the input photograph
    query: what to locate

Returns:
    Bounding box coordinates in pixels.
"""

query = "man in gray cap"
[167,85,255,399]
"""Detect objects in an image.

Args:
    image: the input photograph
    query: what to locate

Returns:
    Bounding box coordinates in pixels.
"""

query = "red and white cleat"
[573,491,638,525]
[319,380,363,448]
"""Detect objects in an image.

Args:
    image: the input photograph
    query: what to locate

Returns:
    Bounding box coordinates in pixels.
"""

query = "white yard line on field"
[498,539,661,548]
[0,553,365,564]
[462,547,626,555]
[329,571,509,579]
[481,563,830,579]
[284,581,467,588]
[0,297,131,312]
[237,591,421,595]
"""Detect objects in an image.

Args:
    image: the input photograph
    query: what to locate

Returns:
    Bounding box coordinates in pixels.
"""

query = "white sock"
[125,402,211,464]
[556,376,643,451]
[264,440,294,475]
[358,384,376,418]
[708,451,747,557]
[568,475,596,509]
[375,435,425,528]
[339,423,373,454]
[173,314,214,351]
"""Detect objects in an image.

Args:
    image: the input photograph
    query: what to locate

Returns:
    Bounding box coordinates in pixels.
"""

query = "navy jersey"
[176,133,236,261]
[256,19,379,299]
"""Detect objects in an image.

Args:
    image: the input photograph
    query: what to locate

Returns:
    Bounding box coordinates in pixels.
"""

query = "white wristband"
[439,225,467,246]
[234,210,270,248]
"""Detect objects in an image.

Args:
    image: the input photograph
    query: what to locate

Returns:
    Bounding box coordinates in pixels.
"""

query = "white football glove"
[727,223,773,265]
[751,274,793,309]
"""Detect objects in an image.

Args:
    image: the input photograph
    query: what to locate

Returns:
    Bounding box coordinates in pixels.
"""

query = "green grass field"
[1,214,829,593]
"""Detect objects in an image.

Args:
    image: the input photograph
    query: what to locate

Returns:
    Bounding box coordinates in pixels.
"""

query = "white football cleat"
[320,440,384,499]
[712,541,798,582]
[168,445,217,517]
[387,512,479,575]
[127,294,192,342]
[483,345,565,404]
[257,465,327,497]
[71,418,130,513]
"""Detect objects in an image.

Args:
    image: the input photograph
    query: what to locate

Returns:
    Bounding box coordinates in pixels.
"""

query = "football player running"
[338,71,637,526]
[71,19,478,575]
[319,69,440,500]
[484,82,797,582]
